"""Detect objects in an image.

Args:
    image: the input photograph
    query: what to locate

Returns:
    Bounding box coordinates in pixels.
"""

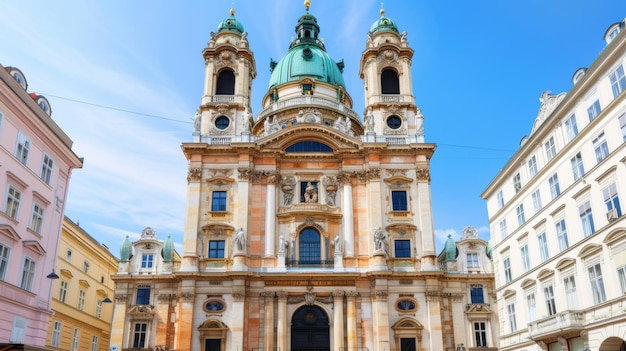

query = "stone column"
[426,291,443,351]
[416,167,437,268]
[178,290,195,351]
[277,292,288,351]
[340,173,355,257]
[108,293,127,351]
[155,294,174,348]
[230,288,246,351]
[262,292,275,351]
[203,58,214,97]
[346,291,358,351]
[265,173,277,257]
[372,289,390,351]
[181,168,202,272]
[332,291,345,351]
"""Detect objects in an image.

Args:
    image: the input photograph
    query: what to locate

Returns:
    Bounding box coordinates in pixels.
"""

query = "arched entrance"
[599,337,626,351]
[291,305,330,351]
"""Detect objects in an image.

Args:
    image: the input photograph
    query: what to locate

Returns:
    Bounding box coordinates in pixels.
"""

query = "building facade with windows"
[0,64,83,348]
[481,18,626,351]
[45,217,117,351]
[110,4,497,351]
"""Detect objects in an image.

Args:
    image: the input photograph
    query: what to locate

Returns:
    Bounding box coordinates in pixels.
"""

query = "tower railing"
[257,95,359,121]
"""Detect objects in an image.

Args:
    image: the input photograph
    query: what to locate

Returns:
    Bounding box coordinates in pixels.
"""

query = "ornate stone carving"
[232,227,246,254]
[304,292,316,305]
[114,293,128,303]
[158,294,177,302]
[373,290,388,300]
[338,172,353,185]
[260,291,275,298]
[238,168,252,180]
[208,169,233,178]
[345,291,359,298]
[373,227,389,257]
[281,176,297,205]
[128,304,156,316]
[415,168,430,182]
[187,168,202,183]
[332,290,345,298]
[232,291,246,302]
[303,182,318,203]
[322,176,338,206]
[181,292,195,302]
[385,169,408,177]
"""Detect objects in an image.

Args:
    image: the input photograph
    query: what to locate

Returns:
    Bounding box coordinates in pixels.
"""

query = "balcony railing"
[257,95,359,121]
[369,94,415,105]
[528,310,584,340]
[286,259,334,268]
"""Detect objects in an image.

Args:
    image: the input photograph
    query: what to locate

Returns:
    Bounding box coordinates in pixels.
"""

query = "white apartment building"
[481,19,626,351]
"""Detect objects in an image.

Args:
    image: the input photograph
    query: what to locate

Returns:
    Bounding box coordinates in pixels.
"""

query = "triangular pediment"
[23,240,46,256]
[257,124,362,152]
[0,224,21,242]
[466,303,492,314]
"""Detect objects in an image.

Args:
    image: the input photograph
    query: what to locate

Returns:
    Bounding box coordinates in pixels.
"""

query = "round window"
[215,116,230,130]
[386,115,401,129]
[204,300,225,313]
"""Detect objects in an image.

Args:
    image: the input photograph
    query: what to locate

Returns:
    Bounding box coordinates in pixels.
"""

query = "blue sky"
[2,1,625,258]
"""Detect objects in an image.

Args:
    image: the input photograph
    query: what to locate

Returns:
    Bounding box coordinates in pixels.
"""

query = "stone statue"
[364,108,374,132]
[373,227,389,257]
[331,234,342,253]
[281,176,296,205]
[279,234,289,254]
[193,110,201,132]
[303,182,318,203]
[233,228,246,253]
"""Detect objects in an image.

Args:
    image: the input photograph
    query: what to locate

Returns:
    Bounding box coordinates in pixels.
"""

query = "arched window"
[215,70,235,95]
[381,68,400,94]
[299,228,321,265]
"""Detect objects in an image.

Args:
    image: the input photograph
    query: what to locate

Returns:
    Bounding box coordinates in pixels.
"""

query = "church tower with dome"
[109,2,497,351]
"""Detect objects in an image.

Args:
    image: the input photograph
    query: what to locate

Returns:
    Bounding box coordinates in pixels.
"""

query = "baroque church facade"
[110,3,497,351]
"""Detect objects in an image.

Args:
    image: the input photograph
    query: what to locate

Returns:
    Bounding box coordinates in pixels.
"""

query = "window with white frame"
[51,321,61,347]
[474,321,488,347]
[532,190,542,214]
[579,200,595,237]
[132,322,148,348]
[564,114,579,141]
[570,152,585,181]
[555,219,569,252]
[10,316,27,343]
[20,257,36,291]
[506,300,517,333]
[543,284,556,316]
[588,263,607,304]
[592,131,609,163]
[497,190,505,209]
[520,244,531,272]
[15,130,30,165]
[548,173,561,200]
[499,219,508,239]
[610,64,626,98]
[0,243,9,281]
[563,275,578,310]
[78,289,85,310]
[545,137,556,161]
[40,154,54,184]
[620,113,626,141]
[59,280,68,302]
[538,232,549,262]
[141,253,153,268]
[516,204,525,226]
[503,257,512,283]
[603,182,622,218]
[526,292,537,322]
[91,335,99,351]
[617,265,626,294]
[96,299,103,318]
[29,203,44,235]
[513,173,521,193]
[528,156,538,178]
[71,328,80,351]
[4,185,22,220]
[467,252,479,268]
[587,99,602,121]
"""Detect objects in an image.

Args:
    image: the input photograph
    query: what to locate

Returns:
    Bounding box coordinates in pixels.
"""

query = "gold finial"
[230,8,235,16]
[304,0,311,12]
[380,2,385,16]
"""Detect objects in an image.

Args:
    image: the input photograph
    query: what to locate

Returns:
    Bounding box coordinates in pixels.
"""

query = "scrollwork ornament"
[114,293,128,303]
[416,168,430,182]
[337,172,353,185]
[187,168,202,183]
[238,168,252,180]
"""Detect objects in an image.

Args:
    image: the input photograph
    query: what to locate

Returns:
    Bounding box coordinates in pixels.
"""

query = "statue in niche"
[281,176,296,205]
[373,227,389,257]
[193,109,201,132]
[303,182,318,203]
[331,234,342,254]
[364,107,375,132]
[232,228,246,253]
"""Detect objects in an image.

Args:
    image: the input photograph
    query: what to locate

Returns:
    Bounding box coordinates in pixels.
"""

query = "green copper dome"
[217,9,244,34]
[370,9,399,34]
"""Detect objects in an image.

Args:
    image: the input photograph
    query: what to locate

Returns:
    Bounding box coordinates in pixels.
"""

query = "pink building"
[0,64,82,348]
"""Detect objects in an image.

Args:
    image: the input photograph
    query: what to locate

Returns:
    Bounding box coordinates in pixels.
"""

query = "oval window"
[396,299,416,311]
[386,115,401,129]
[204,300,225,313]
[215,116,230,130]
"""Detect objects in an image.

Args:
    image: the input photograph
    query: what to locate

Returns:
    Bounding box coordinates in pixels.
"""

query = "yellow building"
[46,217,117,351]
[110,3,498,351]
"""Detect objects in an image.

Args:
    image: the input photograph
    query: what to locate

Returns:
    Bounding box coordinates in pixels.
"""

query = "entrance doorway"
[291,305,330,351]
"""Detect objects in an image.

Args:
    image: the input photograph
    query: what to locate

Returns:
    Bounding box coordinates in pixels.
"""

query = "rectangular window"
[620,113,626,141]
[0,243,9,281]
[545,137,557,161]
[503,257,512,283]
[141,254,154,268]
[499,219,508,239]
[10,316,27,343]
[587,99,602,121]
[532,190,542,214]
[40,154,53,184]
[467,252,479,268]
[544,285,557,316]
[526,293,537,322]
[618,266,626,294]
[15,131,30,165]
[136,286,151,305]
[513,173,522,193]
[571,152,585,181]
[78,290,85,311]
[506,302,517,333]
[59,280,68,302]
[603,183,622,218]
[470,285,484,303]
[96,299,103,318]
[497,190,505,209]
[521,244,531,272]
[528,156,538,178]
[564,275,578,310]
[394,240,411,258]
[565,114,579,141]
[538,232,549,262]
[29,203,45,234]
[4,185,22,220]
[588,263,607,304]
[592,131,609,162]
[610,64,626,98]
[474,322,488,347]
[71,328,79,351]
[211,191,227,211]
[52,321,61,347]
[91,336,99,351]
[548,173,561,200]
[20,257,36,291]
[133,322,148,348]
[555,219,569,252]
[579,200,595,237]
[66,249,72,262]
[208,240,225,258]
[516,204,525,226]
[391,191,408,211]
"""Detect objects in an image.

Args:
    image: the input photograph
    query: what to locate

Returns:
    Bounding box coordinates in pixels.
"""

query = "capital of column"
[232,291,246,302]
[332,290,345,298]
[238,167,252,180]
[181,291,195,302]
[416,167,430,182]
[114,293,128,303]
[345,291,359,298]
[373,290,388,301]
[187,167,202,183]
[260,291,275,298]
[276,292,289,300]
[338,172,354,185]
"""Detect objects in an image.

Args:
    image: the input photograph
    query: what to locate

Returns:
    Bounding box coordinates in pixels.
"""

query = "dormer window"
[605,23,622,45]
[141,253,154,268]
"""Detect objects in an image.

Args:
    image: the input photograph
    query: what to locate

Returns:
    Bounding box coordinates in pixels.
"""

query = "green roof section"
[369,8,399,34]
[217,9,245,34]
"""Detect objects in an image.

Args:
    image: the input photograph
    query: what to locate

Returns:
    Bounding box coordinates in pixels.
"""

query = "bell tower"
[359,8,424,142]
[194,8,257,141]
